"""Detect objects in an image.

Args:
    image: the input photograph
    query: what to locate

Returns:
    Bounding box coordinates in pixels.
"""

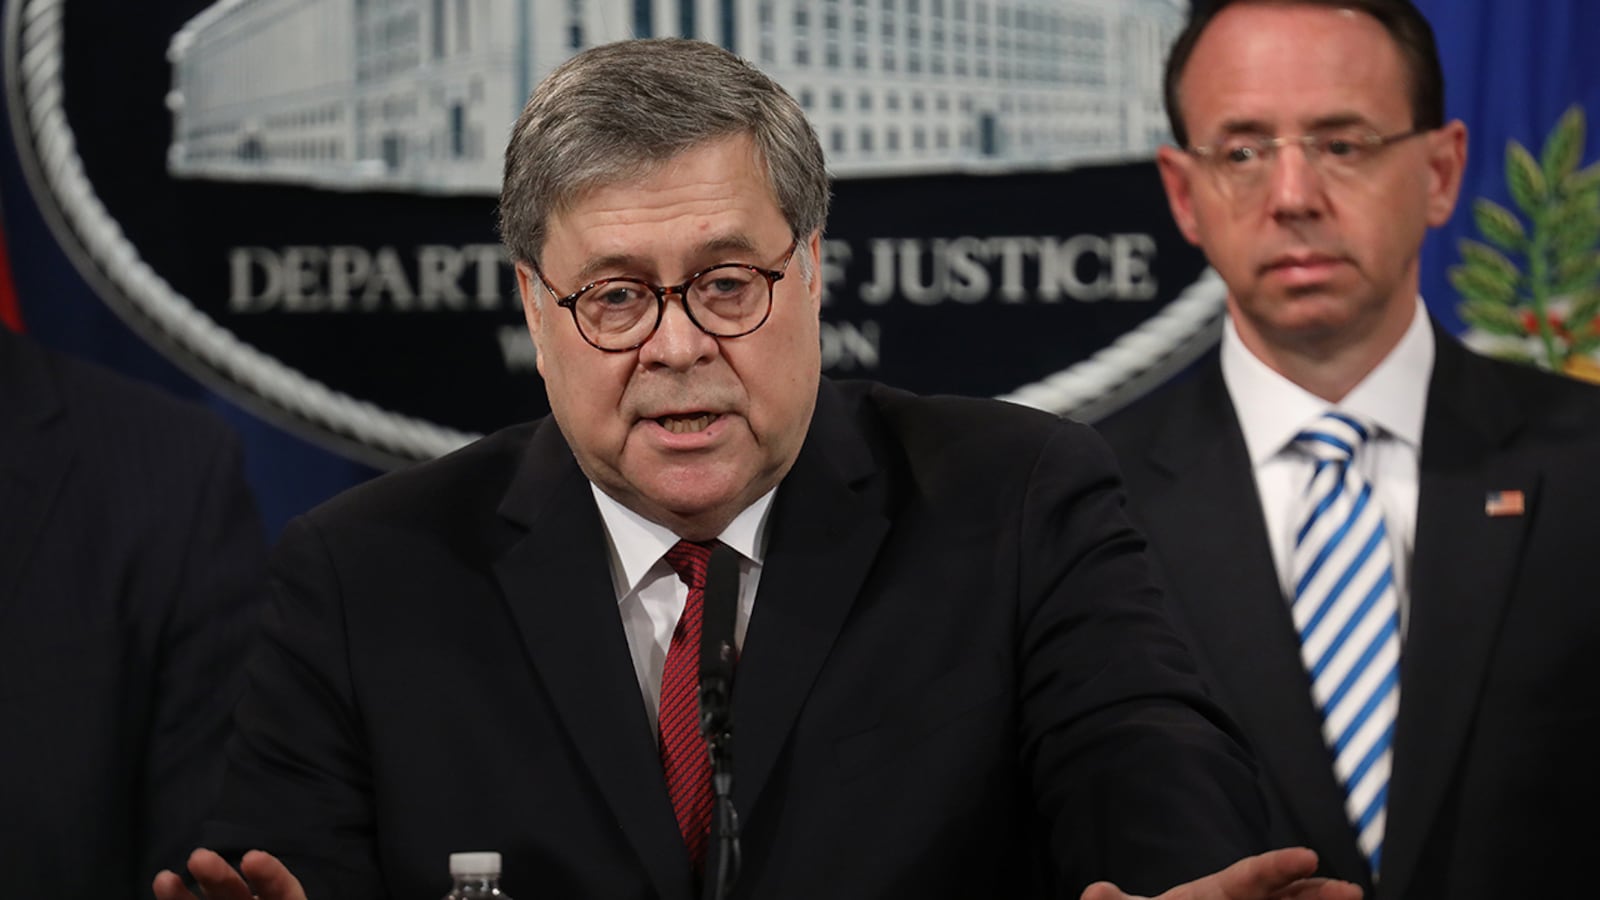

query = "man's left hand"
[1080,847,1363,900]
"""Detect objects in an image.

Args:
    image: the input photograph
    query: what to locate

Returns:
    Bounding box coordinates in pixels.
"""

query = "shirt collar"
[590,483,776,602]
[1221,296,1433,465]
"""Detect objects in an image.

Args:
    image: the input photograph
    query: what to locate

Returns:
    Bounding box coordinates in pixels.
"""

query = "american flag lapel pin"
[1484,490,1526,517]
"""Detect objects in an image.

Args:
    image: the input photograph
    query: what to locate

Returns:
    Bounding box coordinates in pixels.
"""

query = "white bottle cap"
[449,851,502,876]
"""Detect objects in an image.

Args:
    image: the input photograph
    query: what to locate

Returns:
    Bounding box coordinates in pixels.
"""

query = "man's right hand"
[152,848,307,900]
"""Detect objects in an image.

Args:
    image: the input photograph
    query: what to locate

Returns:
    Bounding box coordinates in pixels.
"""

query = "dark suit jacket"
[0,328,267,897]
[1099,325,1600,900]
[208,378,1268,899]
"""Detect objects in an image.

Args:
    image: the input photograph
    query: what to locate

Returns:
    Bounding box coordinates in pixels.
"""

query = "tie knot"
[1293,411,1372,465]
[663,540,714,589]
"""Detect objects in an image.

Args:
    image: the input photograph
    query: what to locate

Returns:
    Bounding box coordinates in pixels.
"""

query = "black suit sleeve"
[1015,421,1266,895]
[207,512,386,899]
[139,427,271,885]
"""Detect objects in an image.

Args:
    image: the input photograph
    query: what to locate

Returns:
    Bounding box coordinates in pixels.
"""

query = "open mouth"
[1266,253,1343,272]
[656,413,718,434]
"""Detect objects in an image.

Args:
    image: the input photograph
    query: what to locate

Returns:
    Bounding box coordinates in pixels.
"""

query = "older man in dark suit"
[155,36,1359,900]
[1101,2,1600,898]
[0,325,266,897]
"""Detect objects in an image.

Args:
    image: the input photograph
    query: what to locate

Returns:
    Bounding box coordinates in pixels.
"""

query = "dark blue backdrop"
[2,0,1597,537]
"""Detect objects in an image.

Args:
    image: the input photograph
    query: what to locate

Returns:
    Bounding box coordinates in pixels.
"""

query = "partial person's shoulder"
[1094,354,1221,459]
[1,329,238,460]
[826,378,1117,495]
[301,417,543,530]
[838,377,1088,450]
[1469,350,1600,435]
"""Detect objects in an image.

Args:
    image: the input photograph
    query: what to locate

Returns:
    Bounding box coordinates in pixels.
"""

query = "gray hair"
[498,38,830,273]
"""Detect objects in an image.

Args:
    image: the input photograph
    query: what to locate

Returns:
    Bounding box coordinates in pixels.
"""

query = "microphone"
[699,543,740,900]
[699,543,739,738]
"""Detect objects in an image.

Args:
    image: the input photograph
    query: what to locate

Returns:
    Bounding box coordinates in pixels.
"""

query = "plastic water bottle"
[442,851,512,900]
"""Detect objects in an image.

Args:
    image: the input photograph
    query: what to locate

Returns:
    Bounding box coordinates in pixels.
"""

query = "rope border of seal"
[7,0,1222,462]
[8,0,477,467]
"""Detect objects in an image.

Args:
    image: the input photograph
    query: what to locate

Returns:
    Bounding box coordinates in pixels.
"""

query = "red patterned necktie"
[659,540,715,871]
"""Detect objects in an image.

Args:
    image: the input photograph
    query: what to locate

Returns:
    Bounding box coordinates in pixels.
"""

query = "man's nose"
[638,291,717,369]
[1266,141,1326,219]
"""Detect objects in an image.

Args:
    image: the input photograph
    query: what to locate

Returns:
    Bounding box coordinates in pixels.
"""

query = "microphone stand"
[700,545,741,900]
[704,697,739,900]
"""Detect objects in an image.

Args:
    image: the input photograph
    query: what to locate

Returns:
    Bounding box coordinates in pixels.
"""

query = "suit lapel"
[492,419,692,900]
[1140,365,1370,884]
[730,381,888,818]
[1381,332,1532,900]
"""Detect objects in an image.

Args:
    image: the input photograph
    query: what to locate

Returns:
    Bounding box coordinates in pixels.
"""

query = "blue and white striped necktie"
[1290,411,1400,877]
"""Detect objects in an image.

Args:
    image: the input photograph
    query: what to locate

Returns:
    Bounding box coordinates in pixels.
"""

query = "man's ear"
[804,230,823,314]
[1425,120,1469,228]
[514,262,548,379]
[1156,144,1204,247]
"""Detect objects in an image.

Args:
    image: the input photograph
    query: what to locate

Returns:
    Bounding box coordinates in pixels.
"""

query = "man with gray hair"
[155,38,1355,900]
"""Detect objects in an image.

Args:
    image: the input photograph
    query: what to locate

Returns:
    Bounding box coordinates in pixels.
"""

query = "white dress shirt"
[1220,299,1434,633]
[590,484,774,735]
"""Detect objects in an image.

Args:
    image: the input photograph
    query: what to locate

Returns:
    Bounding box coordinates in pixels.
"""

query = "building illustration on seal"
[166,0,1186,192]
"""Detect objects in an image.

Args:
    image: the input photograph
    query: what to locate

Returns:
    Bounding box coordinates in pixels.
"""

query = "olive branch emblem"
[1452,105,1600,382]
